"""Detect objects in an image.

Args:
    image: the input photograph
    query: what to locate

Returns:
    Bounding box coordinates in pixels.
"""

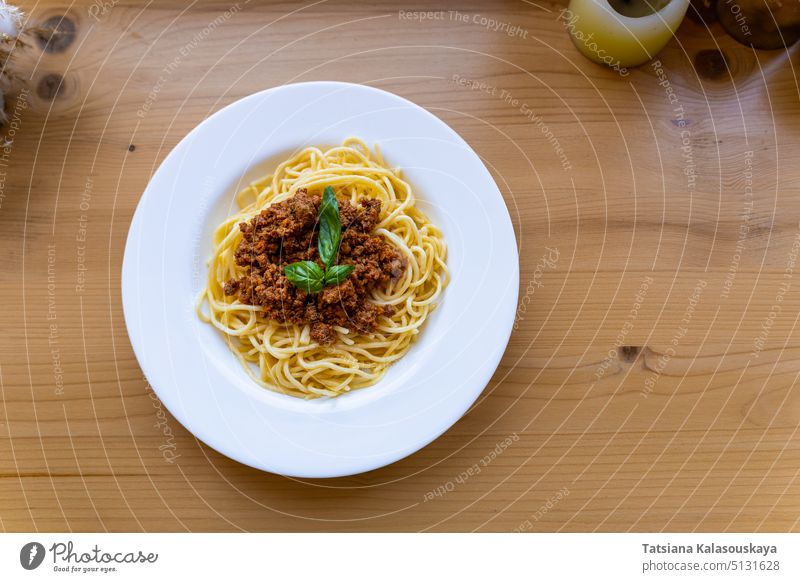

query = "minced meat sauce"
[223,189,406,345]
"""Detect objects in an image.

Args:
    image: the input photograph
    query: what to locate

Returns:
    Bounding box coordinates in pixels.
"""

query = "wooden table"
[2,0,799,532]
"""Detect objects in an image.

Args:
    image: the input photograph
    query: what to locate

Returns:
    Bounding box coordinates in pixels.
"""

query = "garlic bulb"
[0,1,25,125]
[0,1,22,37]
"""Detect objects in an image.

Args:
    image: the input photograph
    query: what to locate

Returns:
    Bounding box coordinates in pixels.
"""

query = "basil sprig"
[317,187,341,269]
[324,263,355,286]
[284,261,325,294]
[284,187,355,293]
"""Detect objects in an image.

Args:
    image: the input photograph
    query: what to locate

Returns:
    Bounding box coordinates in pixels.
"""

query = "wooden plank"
[1,0,798,531]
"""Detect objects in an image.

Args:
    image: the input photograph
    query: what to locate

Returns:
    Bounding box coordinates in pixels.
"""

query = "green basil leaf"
[284,261,325,294]
[318,186,341,269]
[323,264,354,287]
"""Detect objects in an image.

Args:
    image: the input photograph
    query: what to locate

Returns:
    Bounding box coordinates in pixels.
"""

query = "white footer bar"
[1,533,797,581]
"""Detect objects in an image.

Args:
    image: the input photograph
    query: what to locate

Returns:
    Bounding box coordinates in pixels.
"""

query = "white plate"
[122,82,518,478]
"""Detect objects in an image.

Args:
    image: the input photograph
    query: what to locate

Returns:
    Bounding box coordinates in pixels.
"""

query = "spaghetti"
[197,138,448,398]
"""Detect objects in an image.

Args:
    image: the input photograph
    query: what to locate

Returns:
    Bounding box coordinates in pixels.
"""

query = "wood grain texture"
[1,0,799,532]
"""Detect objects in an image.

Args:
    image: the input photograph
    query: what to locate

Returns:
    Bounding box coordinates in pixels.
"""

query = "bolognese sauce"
[223,189,407,345]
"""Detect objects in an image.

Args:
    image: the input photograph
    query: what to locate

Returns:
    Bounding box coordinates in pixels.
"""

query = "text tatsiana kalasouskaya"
[642,543,777,557]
